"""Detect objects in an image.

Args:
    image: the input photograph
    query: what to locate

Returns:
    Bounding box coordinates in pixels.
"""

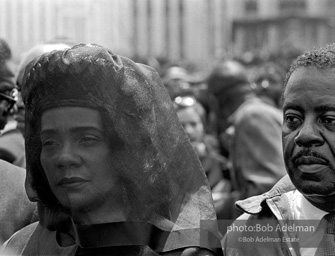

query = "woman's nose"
[56,142,81,170]
[294,120,323,147]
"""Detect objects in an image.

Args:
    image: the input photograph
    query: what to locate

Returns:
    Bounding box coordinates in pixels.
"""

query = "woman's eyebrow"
[70,126,103,133]
[40,126,103,136]
[40,129,57,138]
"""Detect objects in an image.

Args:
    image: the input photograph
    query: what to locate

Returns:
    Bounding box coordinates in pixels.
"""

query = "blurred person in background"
[207,59,286,220]
[0,38,16,131]
[163,64,219,136]
[0,37,37,245]
[250,62,286,109]
[174,94,231,209]
[162,65,191,99]
[0,38,24,166]
[1,44,223,256]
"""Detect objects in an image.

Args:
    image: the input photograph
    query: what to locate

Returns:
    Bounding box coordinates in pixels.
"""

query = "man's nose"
[9,104,18,115]
[294,119,323,147]
[16,92,25,110]
[56,142,81,169]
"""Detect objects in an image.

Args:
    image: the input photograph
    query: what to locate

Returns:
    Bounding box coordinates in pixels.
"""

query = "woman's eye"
[80,135,99,145]
[42,140,58,147]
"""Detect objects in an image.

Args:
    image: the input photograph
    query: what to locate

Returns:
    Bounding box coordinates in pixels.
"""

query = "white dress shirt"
[288,190,328,256]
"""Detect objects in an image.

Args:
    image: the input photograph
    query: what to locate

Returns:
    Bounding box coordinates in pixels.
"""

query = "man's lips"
[57,177,88,188]
[298,164,328,175]
[294,156,328,165]
[293,150,329,166]
[14,115,24,123]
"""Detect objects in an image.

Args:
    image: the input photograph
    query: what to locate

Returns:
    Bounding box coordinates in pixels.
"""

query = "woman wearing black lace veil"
[1,44,223,256]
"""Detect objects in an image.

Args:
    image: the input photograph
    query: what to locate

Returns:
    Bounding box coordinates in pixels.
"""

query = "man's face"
[40,106,122,216]
[0,60,16,129]
[282,67,335,197]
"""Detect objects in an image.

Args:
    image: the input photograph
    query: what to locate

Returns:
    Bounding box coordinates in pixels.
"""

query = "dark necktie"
[315,214,335,256]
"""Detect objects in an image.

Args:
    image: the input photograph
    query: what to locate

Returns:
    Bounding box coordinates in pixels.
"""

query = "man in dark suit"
[0,38,36,244]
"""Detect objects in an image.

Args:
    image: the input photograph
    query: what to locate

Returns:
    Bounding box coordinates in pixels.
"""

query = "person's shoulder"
[0,160,26,189]
[0,130,25,164]
[1,222,39,255]
[234,99,282,127]
[239,99,281,117]
[0,159,25,173]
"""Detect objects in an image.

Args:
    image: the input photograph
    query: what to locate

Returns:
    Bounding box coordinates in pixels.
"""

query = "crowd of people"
[0,36,334,256]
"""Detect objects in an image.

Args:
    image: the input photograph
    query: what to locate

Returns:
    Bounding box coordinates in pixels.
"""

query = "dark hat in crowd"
[207,60,249,96]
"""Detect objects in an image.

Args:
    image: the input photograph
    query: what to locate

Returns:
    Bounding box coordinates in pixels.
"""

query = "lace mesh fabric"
[21,44,222,254]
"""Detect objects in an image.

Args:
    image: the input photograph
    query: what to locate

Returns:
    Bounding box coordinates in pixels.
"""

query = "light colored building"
[0,0,333,69]
[0,0,228,68]
[230,0,335,54]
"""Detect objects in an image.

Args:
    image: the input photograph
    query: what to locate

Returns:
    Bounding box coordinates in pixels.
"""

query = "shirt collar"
[292,189,328,230]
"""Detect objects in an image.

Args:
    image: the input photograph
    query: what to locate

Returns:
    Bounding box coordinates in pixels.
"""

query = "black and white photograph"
[0,0,334,255]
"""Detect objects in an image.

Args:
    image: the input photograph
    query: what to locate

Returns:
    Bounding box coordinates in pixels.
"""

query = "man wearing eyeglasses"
[0,39,16,130]
[0,39,25,167]
[0,38,37,245]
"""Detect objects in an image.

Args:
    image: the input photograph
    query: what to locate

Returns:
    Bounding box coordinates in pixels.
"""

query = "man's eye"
[321,115,335,125]
[285,114,301,127]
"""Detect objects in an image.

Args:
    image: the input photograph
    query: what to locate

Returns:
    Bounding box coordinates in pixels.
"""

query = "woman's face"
[177,106,205,145]
[40,106,122,217]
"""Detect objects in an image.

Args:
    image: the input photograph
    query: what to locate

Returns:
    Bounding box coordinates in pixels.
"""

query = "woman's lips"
[57,177,88,188]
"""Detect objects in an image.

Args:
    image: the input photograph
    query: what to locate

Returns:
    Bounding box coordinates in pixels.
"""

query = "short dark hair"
[0,38,12,63]
[285,43,335,88]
